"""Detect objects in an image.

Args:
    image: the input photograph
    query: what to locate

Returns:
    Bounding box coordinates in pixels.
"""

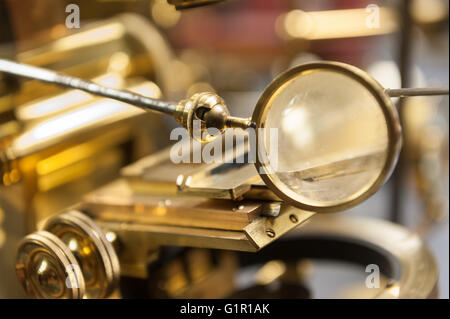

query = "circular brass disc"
[289,215,438,298]
[15,231,85,299]
[66,210,120,293]
[252,61,402,213]
[43,211,119,298]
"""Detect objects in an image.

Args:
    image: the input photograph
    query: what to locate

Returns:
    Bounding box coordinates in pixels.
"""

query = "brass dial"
[16,211,120,299]
[16,231,85,299]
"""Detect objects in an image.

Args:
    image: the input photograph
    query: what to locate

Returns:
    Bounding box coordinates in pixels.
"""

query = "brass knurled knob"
[16,231,85,299]
[16,210,120,299]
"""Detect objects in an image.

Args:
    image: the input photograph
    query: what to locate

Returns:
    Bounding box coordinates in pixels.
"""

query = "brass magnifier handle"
[0,58,252,141]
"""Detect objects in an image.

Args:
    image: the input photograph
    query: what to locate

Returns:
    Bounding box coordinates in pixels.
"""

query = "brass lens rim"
[252,61,402,213]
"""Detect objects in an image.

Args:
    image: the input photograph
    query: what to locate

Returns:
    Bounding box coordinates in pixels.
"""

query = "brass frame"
[252,61,402,213]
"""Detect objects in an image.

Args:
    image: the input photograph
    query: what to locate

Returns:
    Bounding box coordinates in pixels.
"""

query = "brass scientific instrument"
[1,0,448,299]
[0,14,180,298]
[1,56,446,298]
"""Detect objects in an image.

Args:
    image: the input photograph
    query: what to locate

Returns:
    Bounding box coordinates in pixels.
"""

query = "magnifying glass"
[1,59,448,212]
[252,62,401,212]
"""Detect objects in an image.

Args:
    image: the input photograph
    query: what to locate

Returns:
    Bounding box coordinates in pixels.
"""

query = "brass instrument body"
[0,14,186,297]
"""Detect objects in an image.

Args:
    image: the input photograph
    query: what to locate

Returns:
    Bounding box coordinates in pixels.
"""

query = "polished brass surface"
[83,197,313,278]
[0,15,178,235]
[173,92,253,142]
[177,163,257,200]
[16,210,121,299]
[122,139,277,200]
[1,14,182,296]
[174,92,228,142]
[91,204,314,253]
[122,139,278,201]
[83,179,262,231]
[121,144,203,195]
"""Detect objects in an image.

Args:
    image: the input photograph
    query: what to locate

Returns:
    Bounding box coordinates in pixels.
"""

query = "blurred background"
[0,0,448,298]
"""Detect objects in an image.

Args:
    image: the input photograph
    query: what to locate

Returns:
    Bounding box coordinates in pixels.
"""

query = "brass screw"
[266,229,276,238]
[289,214,298,223]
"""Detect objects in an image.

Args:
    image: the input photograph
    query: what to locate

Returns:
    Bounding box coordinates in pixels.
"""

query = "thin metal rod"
[386,87,449,97]
[0,58,177,116]
[226,116,254,129]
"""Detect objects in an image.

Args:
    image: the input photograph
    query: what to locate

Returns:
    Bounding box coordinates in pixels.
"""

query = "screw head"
[266,229,276,238]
